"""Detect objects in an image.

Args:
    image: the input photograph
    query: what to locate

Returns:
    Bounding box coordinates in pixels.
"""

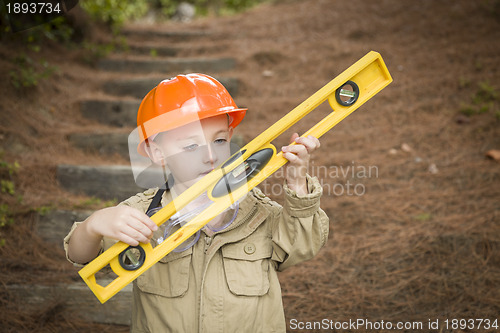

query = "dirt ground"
[1,0,500,331]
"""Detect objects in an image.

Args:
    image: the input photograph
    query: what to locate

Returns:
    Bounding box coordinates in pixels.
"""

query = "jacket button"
[244,243,256,255]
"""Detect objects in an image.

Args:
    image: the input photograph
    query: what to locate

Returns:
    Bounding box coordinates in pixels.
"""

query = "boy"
[65,74,329,332]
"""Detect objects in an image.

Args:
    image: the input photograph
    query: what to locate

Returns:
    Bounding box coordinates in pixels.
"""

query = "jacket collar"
[206,190,270,252]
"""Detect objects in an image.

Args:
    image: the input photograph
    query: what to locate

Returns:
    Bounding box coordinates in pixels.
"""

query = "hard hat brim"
[137,107,247,157]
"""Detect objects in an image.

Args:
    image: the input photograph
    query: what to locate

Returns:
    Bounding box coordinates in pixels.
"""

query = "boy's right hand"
[86,206,158,246]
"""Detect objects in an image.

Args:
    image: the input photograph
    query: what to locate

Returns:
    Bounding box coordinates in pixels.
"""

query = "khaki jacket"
[64,174,329,333]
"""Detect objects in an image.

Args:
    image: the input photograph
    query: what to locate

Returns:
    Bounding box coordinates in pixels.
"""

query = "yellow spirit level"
[79,51,392,303]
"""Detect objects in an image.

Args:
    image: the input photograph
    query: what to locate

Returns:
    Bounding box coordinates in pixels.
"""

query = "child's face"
[149,114,233,190]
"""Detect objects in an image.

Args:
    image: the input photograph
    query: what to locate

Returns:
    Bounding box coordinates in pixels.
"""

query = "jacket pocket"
[221,239,272,296]
[136,248,192,298]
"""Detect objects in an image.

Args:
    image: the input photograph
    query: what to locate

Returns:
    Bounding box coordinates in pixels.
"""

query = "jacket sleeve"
[63,221,120,267]
[62,188,158,267]
[270,174,329,271]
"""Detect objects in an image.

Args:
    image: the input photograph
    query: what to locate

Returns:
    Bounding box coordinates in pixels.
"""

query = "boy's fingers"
[289,132,299,144]
[283,144,308,158]
[127,217,155,240]
[283,152,300,163]
[124,226,150,244]
[118,232,140,247]
[296,135,320,145]
[131,209,158,232]
[142,216,158,232]
[308,135,320,149]
[295,135,320,153]
[133,221,154,239]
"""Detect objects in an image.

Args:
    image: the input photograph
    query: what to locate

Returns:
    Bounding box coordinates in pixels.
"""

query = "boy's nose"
[203,144,218,165]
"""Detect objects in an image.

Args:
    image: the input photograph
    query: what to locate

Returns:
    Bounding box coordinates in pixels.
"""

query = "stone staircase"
[29,26,241,326]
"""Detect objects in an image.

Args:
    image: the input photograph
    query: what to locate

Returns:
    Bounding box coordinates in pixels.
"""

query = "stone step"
[98,57,235,74]
[68,131,130,159]
[127,44,179,57]
[34,209,133,326]
[57,164,163,201]
[125,41,233,58]
[102,76,239,99]
[36,209,93,247]
[122,28,208,40]
[79,99,140,128]
[8,282,132,326]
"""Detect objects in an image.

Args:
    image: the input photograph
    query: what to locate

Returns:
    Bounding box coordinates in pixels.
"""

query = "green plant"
[78,0,268,30]
[223,0,265,11]
[35,204,55,216]
[81,40,115,64]
[474,81,498,103]
[0,204,13,247]
[1,180,15,195]
[73,197,117,209]
[9,54,58,89]
[0,204,13,228]
[40,16,75,44]
[0,153,20,246]
[458,76,471,89]
[0,154,19,194]
[459,82,499,118]
[155,0,178,17]
[149,0,268,19]
[80,0,149,29]
[459,104,476,116]
[0,153,21,198]
[80,35,129,64]
[414,213,432,221]
[0,156,19,176]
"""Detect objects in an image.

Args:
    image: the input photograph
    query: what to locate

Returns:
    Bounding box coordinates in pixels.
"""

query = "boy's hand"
[86,206,158,246]
[281,133,320,196]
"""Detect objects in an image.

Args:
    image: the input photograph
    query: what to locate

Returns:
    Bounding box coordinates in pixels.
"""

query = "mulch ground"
[1,0,499,331]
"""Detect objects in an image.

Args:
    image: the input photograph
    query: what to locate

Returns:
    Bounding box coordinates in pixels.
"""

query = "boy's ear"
[228,126,234,140]
[145,141,166,165]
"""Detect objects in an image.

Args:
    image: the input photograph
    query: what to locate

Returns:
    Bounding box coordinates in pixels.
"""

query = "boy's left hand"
[281,133,320,196]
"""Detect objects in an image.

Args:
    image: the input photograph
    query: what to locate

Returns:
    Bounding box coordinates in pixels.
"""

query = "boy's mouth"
[200,169,214,176]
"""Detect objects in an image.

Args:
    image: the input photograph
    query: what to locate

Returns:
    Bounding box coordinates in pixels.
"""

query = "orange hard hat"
[136,73,246,156]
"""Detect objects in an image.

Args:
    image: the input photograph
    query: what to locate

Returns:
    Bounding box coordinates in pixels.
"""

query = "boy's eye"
[214,138,227,145]
[183,143,199,151]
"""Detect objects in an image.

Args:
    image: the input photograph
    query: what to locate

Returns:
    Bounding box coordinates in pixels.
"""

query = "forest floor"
[1,0,500,331]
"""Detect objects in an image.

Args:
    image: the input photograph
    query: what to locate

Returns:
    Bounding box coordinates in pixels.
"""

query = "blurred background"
[0,0,499,331]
